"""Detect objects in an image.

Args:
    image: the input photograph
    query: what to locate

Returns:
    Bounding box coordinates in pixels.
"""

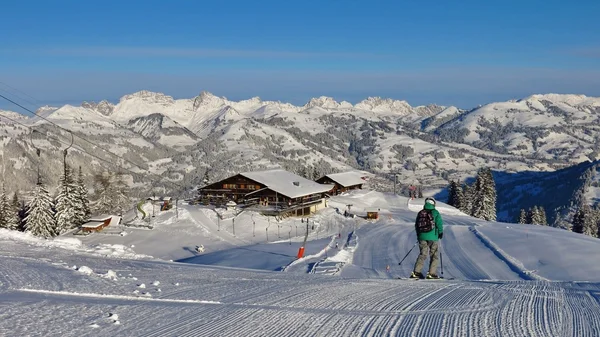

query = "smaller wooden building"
[81,215,121,233]
[366,210,379,220]
[316,172,368,195]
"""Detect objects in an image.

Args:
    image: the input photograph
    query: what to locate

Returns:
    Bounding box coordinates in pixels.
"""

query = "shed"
[81,215,121,233]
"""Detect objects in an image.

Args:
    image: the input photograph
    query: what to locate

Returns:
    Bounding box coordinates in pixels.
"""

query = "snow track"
[2,247,600,336]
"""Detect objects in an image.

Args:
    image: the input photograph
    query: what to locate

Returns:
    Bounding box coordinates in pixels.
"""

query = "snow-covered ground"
[1,189,600,336]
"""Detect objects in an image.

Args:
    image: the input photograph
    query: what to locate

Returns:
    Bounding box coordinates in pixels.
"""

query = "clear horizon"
[1,0,599,114]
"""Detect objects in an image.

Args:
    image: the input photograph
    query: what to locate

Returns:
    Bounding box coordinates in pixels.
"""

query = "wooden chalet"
[198,169,334,216]
[316,171,367,195]
[81,215,121,233]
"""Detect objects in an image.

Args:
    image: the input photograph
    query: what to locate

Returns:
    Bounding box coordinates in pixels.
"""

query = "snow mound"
[100,270,118,281]
[0,229,83,250]
[86,243,152,259]
[77,266,94,275]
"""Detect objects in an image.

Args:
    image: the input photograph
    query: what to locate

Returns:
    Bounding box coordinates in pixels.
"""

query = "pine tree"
[461,183,473,215]
[471,169,486,219]
[538,206,548,226]
[25,183,57,238]
[572,206,585,234]
[454,183,464,211]
[76,166,91,223]
[6,191,20,230]
[92,172,114,214]
[0,187,9,229]
[480,168,497,221]
[55,165,79,234]
[518,209,527,224]
[447,181,457,207]
[92,171,130,216]
[112,172,130,216]
[530,206,541,225]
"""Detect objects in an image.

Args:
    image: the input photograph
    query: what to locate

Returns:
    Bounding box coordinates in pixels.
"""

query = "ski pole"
[398,242,418,266]
[439,240,444,277]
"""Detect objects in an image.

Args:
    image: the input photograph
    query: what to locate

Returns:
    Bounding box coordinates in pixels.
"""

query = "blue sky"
[1,0,599,112]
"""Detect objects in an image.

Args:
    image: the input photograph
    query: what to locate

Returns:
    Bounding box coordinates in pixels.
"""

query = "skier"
[410,197,444,279]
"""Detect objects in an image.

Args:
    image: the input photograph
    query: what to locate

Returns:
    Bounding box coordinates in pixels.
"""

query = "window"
[223,184,237,189]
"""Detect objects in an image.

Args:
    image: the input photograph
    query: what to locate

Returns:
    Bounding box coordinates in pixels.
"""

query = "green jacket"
[415,203,443,241]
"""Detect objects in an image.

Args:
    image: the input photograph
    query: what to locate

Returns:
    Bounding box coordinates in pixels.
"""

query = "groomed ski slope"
[1,190,600,336]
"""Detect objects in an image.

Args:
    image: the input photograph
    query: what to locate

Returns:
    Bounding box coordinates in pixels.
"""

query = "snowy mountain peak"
[120,90,175,105]
[354,97,416,115]
[193,91,226,111]
[35,105,58,114]
[522,93,600,107]
[81,100,115,116]
[304,96,342,109]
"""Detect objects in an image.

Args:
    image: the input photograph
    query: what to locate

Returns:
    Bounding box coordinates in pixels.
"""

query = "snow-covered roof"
[108,216,121,227]
[88,215,112,221]
[240,169,334,199]
[322,171,367,187]
[82,221,104,228]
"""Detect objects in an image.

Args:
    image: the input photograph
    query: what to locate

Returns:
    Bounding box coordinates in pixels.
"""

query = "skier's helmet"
[425,197,436,206]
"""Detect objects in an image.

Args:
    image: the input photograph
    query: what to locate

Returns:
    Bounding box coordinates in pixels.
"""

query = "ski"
[397,277,454,280]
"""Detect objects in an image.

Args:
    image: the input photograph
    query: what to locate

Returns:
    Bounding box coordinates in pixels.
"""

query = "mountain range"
[1,90,599,225]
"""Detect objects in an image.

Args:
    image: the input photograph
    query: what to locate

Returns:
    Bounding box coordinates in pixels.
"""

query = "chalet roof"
[240,169,334,199]
[82,221,104,228]
[89,215,112,221]
[321,171,367,187]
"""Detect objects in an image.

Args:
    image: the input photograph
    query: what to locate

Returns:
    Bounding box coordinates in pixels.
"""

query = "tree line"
[518,206,548,225]
[571,203,600,239]
[0,167,130,239]
[446,167,497,221]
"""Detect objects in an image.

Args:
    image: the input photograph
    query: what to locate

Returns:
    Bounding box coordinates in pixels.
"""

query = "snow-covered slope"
[2,189,600,336]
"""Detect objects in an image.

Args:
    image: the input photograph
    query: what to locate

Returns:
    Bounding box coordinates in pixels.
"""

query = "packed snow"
[1,190,600,336]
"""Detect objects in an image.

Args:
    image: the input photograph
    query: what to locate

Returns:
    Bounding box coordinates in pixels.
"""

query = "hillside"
[1,91,599,223]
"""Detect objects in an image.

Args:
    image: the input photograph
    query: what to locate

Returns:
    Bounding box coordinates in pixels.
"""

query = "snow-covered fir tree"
[471,168,497,221]
[530,206,542,225]
[76,166,91,223]
[454,183,464,211]
[92,171,113,214]
[518,209,527,224]
[538,206,548,226]
[526,208,533,224]
[461,183,474,215]
[483,168,497,221]
[55,165,79,234]
[112,172,131,216]
[572,204,596,237]
[92,171,131,215]
[572,206,585,234]
[25,183,57,238]
[447,181,458,207]
[0,187,9,229]
[7,192,20,230]
[596,206,600,238]
[471,172,486,219]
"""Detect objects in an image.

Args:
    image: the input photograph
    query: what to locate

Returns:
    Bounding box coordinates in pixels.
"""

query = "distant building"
[198,169,334,216]
[316,171,367,195]
[81,215,121,233]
